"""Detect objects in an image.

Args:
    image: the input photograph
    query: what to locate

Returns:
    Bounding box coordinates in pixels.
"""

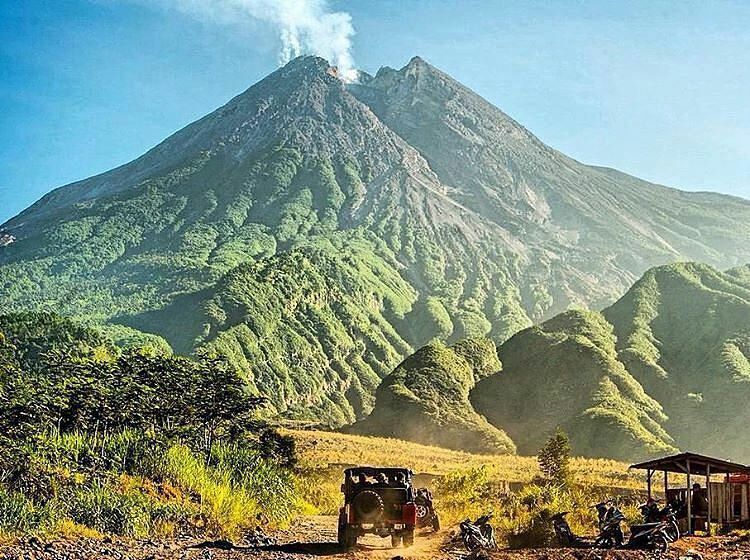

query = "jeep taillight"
[402,503,417,525]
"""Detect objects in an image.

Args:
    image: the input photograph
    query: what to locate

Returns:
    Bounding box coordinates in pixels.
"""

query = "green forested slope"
[603,262,750,458]
[469,262,750,461]
[124,236,417,425]
[2,56,750,429]
[472,309,675,459]
[348,338,516,454]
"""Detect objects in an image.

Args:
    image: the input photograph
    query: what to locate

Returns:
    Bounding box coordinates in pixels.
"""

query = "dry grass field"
[285,428,651,537]
[286,428,645,489]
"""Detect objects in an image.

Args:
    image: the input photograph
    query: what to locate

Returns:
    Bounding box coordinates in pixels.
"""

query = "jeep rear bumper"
[348,523,414,537]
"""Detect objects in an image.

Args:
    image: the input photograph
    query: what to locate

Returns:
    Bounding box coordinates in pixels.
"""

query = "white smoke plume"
[159,0,358,82]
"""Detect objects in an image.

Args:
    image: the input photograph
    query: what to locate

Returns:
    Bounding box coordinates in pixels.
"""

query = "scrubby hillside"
[124,237,416,425]
[603,262,750,458]
[348,338,515,454]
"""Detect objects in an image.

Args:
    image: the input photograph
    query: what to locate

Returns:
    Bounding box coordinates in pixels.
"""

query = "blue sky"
[1,0,749,224]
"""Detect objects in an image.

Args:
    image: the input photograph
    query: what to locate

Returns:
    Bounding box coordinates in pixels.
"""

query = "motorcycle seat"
[630,523,661,531]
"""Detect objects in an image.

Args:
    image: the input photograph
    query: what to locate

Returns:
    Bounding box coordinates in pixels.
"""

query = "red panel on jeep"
[402,503,417,525]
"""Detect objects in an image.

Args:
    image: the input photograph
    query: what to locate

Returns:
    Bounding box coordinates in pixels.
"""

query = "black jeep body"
[415,487,441,531]
[337,467,417,550]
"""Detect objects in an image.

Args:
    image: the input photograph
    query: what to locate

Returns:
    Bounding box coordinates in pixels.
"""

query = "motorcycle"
[595,502,670,553]
[459,513,497,551]
[550,511,585,548]
[640,500,680,543]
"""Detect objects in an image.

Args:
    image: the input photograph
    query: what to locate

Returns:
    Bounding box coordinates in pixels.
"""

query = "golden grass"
[285,428,645,490]
[52,520,104,540]
[288,429,652,543]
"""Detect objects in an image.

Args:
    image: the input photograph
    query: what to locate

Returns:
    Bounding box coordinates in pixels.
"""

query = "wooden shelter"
[630,452,750,534]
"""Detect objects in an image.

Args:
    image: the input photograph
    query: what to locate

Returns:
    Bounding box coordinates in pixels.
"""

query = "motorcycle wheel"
[665,521,680,542]
[650,533,668,554]
[463,535,480,552]
[391,533,402,548]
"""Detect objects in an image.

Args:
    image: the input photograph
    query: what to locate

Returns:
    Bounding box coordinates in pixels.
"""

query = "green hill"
[124,238,416,425]
[348,338,516,454]
[603,262,750,459]
[471,262,750,461]
[472,309,675,460]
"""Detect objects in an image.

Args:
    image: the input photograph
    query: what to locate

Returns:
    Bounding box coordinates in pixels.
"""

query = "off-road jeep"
[337,467,417,550]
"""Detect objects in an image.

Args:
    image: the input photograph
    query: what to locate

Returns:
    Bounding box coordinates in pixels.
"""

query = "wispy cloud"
[142,0,358,81]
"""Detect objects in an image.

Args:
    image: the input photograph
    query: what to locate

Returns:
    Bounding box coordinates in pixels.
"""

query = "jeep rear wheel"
[403,529,415,547]
[338,525,357,550]
[345,529,358,550]
[352,490,385,522]
[432,514,441,532]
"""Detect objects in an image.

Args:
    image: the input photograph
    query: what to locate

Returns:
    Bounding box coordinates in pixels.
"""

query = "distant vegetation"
[347,262,750,462]
[474,262,750,460]
[474,307,676,459]
[0,312,302,539]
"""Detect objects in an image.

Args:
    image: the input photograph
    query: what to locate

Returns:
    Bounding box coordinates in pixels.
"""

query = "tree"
[538,427,571,487]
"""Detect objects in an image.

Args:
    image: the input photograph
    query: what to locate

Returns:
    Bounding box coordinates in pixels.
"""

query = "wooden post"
[726,473,731,524]
[685,459,693,535]
[647,469,653,499]
[706,464,711,535]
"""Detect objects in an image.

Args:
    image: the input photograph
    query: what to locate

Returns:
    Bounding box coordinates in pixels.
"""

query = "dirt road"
[0,516,445,560]
[2,515,749,560]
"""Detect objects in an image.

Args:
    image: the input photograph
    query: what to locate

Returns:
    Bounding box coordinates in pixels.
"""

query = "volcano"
[2,55,749,426]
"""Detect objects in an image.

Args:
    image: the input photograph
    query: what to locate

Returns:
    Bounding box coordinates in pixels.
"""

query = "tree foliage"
[538,427,571,487]
[0,312,299,538]
[0,312,280,456]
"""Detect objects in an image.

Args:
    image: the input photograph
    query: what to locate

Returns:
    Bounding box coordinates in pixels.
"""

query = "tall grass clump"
[434,466,494,525]
[164,444,258,537]
[0,488,60,534]
[210,442,303,524]
[163,443,303,537]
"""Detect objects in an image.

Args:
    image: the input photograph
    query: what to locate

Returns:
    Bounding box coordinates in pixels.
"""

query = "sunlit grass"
[286,428,645,489]
[286,427,649,545]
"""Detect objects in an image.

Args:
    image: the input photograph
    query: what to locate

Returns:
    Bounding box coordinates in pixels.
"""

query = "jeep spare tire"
[353,490,384,521]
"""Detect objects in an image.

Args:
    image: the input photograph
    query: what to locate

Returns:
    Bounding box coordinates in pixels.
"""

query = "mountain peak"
[406,55,427,68]
[276,55,343,80]
[3,53,750,435]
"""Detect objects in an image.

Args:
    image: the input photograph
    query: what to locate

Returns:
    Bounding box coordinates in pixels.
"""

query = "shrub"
[434,466,491,524]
